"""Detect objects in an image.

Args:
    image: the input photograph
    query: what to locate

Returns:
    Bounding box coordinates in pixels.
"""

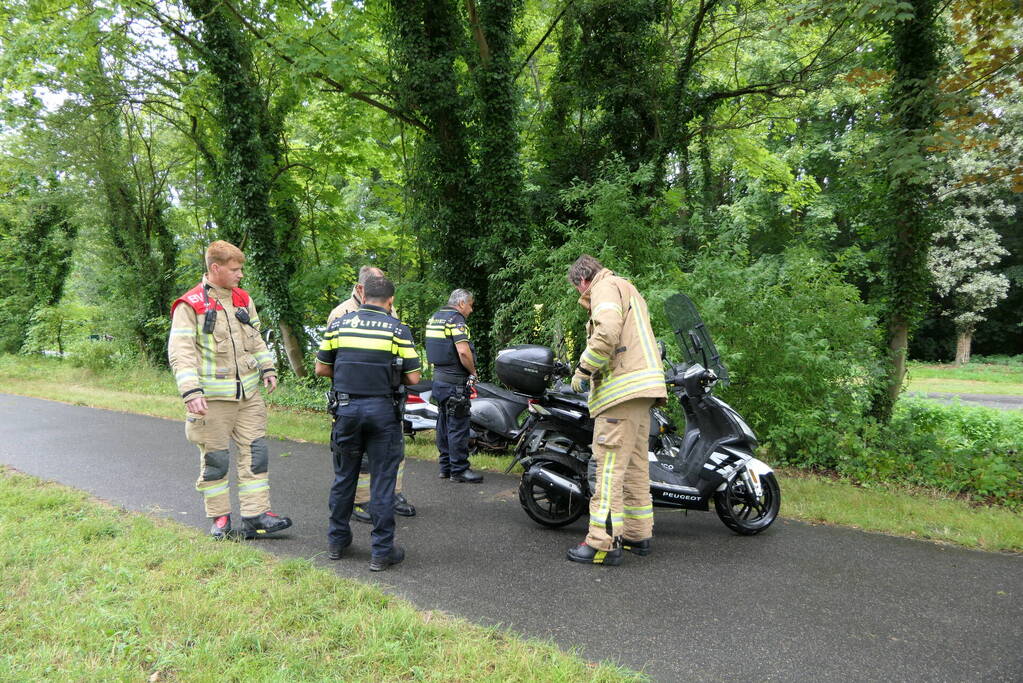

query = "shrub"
[679,247,885,471]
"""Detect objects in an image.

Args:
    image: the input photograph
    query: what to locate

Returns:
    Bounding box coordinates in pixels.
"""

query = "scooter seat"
[406,380,433,394]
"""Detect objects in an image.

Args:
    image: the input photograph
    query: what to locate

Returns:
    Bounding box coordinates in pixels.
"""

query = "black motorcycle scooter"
[499,292,780,535]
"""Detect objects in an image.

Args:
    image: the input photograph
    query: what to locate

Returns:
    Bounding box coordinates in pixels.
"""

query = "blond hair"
[206,240,245,268]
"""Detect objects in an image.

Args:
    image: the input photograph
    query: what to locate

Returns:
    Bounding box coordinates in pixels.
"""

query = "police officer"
[327,266,416,523]
[425,289,483,483]
[315,275,421,571]
[566,255,666,566]
[168,240,292,539]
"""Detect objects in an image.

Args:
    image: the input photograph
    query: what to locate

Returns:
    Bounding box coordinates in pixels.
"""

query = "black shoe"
[394,493,416,517]
[438,471,451,479]
[566,541,623,566]
[353,504,372,524]
[241,511,293,539]
[622,537,652,556]
[451,469,483,483]
[327,538,352,561]
[369,545,405,572]
[209,514,231,540]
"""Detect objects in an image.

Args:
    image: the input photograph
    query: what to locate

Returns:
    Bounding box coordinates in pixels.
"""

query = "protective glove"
[571,369,590,394]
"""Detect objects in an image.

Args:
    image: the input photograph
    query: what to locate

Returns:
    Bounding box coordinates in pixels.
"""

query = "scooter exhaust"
[523,463,586,507]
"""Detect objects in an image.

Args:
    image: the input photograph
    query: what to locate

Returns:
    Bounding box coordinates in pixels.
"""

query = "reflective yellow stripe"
[589,369,665,413]
[197,482,229,497]
[169,328,194,337]
[581,346,610,372]
[631,296,658,367]
[424,329,447,339]
[238,480,269,493]
[593,301,623,316]
[334,334,393,352]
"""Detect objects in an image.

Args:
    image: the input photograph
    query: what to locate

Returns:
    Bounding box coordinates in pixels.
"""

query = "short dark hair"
[567,254,603,286]
[363,275,395,301]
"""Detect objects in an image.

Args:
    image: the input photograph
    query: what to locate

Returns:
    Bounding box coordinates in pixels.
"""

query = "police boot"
[352,504,372,524]
[209,514,231,540]
[369,545,405,572]
[328,537,352,561]
[241,511,293,539]
[622,537,652,556]
[451,469,484,483]
[566,538,623,566]
[394,493,416,517]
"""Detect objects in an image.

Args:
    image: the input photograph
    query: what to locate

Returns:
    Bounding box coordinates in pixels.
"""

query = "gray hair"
[567,254,603,286]
[358,265,384,286]
[447,288,474,306]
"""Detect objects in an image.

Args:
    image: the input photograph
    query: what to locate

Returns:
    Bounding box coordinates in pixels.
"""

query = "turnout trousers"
[186,392,271,518]
[585,397,655,551]
[329,397,403,559]
[433,380,471,476]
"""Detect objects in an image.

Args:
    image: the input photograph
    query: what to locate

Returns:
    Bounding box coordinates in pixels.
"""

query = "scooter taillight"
[406,394,425,404]
[470,387,478,399]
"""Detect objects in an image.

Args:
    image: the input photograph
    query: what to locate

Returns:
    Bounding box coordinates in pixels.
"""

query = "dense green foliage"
[0,0,1021,499]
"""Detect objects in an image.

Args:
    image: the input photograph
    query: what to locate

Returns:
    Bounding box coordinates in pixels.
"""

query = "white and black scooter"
[500,292,780,535]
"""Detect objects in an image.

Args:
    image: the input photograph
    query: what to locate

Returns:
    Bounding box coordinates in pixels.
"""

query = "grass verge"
[0,467,640,681]
[1,355,1020,553]
[906,362,1023,395]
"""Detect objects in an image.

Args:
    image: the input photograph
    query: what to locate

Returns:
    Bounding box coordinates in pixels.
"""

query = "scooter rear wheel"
[518,460,587,528]
[714,470,780,535]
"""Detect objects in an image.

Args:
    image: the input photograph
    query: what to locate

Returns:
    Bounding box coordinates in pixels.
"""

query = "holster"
[446,384,471,418]
[325,390,350,417]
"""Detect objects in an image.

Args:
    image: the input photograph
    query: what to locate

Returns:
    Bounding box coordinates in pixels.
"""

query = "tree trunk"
[278,322,307,378]
[954,327,972,366]
[886,320,909,407]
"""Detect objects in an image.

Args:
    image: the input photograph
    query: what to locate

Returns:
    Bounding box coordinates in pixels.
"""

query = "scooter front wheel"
[518,460,587,528]
[714,470,780,535]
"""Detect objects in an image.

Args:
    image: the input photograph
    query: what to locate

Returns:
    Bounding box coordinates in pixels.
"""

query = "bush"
[679,247,885,471]
[845,398,1023,507]
[65,338,141,373]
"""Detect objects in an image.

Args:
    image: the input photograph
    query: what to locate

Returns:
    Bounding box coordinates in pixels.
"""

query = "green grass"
[906,361,1023,396]
[0,468,639,682]
[1,354,1021,553]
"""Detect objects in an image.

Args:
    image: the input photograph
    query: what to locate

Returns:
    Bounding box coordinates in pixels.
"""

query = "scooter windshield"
[663,293,729,385]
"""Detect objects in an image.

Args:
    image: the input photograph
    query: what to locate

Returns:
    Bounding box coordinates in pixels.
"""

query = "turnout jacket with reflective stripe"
[317,304,421,396]
[577,269,666,416]
[167,278,276,403]
[327,290,360,325]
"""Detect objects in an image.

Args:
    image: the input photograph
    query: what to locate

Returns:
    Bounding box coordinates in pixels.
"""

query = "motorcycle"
[468,381,529,452]
[498,292,780,536]
[402,381,439,435]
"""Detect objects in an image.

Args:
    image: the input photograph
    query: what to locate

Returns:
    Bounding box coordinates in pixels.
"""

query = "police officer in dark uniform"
[425,289,483,483]
[315,275,421,571]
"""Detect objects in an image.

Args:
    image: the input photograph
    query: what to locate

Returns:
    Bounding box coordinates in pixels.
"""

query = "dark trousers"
[433,380,470,475]
[328,397,402,559]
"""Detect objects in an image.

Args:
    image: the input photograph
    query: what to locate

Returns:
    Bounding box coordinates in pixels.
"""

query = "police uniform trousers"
[585,397,656,551]
[432,380,471,476]
[329,396,403,559]
[186,392,271,519]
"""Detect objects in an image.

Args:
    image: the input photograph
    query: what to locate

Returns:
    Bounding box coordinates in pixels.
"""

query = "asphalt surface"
[2,393,1021,682]
[921,392,1023,411]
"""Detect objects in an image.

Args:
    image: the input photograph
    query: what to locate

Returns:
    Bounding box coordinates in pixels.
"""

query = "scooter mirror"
[657,340,666,361]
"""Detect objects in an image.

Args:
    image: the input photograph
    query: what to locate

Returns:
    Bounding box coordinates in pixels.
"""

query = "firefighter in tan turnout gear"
[566,254,666,566]
[168,240,292,540]
[326,266,416,523]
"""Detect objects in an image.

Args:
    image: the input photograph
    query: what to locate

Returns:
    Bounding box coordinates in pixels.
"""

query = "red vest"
[170,283,250,318]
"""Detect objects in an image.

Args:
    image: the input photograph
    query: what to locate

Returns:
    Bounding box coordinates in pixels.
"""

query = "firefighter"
[326,266,416,522]
[168,240,292,540]
[566,254,666,565]
[425,289,483,483]
[315,275,421,571]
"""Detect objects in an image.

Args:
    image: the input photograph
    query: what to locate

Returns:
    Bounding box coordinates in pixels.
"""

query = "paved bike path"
[1,394,1020,681]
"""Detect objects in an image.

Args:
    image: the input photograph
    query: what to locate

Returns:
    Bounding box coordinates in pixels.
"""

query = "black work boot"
[327,537,352,561]
[622,537,652,556]
[451,469,484,483]
[209,514,231,540]
[566,539,623,566]
[394,493,416,517]
[241,511,293,539]
[369,545,406,572]
[352,504,372,524]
